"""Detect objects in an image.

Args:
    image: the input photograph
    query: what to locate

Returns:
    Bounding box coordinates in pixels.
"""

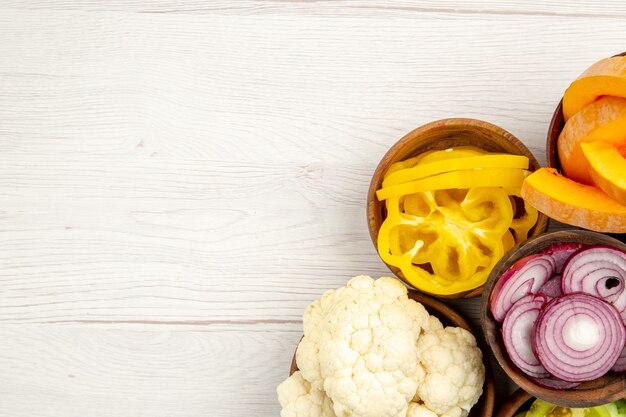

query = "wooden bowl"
[494,389,533,417]
[546,52,626,243]
[290,289,496,417]
[367,118,549,298]
[481,230,626,407]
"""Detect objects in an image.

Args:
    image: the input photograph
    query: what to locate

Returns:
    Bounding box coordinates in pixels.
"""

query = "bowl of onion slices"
[481,230,626,407]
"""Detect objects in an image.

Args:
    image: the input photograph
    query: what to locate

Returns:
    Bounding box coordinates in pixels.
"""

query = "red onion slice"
[529,375,580,390]
[502,294,550,378]
[543,243,585,274]
[490,254,556,322]
[612,344,626,373]
[562,245,626,322]
[533,292,626,382]
[539,275,562,298]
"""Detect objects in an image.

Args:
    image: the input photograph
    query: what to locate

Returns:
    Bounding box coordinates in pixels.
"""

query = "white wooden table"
[1,2,626,416]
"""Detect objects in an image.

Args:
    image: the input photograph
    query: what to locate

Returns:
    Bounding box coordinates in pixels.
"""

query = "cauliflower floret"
[313,276,430,417]
[415,327,484,416]
[296,289,336,389]
[407,403,439,417]
[296,284,359,389]
[277,371,336,417]
[407,402,469,417]
[425,316,443,333]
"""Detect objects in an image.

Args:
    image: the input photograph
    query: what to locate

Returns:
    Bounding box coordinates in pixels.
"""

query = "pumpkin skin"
[521,168,626,233]
[563,56,626,121]
[558,96,626,184]
[581,141,626,205]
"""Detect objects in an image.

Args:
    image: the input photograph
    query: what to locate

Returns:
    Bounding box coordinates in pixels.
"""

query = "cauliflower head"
[277,371,336,417]
[283,276,485,417]
[303,276,431,417]
[415,327,484,415]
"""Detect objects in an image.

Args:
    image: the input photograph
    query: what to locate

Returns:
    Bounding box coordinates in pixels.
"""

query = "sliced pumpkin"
[521,168,626,233]
[562,56,626,121]
[580,141,626,205]
[557,96,626,184]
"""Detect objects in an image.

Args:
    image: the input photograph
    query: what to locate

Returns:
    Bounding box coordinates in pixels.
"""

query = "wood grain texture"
[0,2,625,416]
[0,322,302,416]
[3,1,626,17]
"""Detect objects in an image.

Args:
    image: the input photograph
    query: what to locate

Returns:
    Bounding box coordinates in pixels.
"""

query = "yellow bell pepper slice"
[377,187,513,295]
[376,168,530,201]
[385,156,421,177]
[417,146,485,164]
[383,154,529,187]
[504,187,539,243]
[384,147,486,178]
[502,230,515,252]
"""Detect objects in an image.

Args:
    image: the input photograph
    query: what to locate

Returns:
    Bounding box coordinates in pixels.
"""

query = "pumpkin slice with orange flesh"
[581,141,626,205]
[558,96,626,184]
[521,168,626,233]
[563,56,626,121]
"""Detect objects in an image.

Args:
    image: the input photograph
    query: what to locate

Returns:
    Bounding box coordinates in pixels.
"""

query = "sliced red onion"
[562,245,626,323]
[533,292,626,382]
[538,275,562,298]
[529,375,580,390]
[612,344,626,373]
[490,254,556,322]
[502,294,550,378]
[543,243,585,274]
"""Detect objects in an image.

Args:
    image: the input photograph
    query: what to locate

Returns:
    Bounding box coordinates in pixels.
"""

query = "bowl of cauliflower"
[277,275,495,417]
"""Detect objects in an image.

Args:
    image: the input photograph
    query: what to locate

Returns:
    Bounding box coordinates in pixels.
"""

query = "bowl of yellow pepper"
[367,118,549,298]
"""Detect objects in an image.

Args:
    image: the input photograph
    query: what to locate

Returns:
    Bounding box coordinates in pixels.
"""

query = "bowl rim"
[366,117,549,298]
[480,229,626,407]
[289,288,496,417]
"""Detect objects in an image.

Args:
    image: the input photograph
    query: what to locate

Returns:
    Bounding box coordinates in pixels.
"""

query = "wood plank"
[0,9,624,163]
[0,11,624,163]
[0,322,301,417]
[0,154,382,323]
[2,0,626,17]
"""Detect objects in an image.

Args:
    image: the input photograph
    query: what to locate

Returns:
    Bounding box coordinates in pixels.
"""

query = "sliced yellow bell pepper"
[416,146,485,164]
[382,154,529,187]
[377,187,513,295]
[502,230,515,252]
[504,187,539,243]
[376,168,530,201]
[384,147,485,178]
